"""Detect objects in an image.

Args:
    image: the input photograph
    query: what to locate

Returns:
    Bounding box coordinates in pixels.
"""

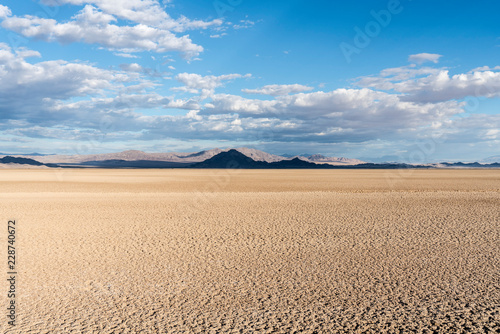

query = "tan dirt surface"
[0,169,499,333]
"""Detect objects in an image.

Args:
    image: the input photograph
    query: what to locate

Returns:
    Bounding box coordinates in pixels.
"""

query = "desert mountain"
[191,150,331,169]
[191,151,425,169]
[232,147,285,162]
[9,147,349,165]
[0,156,43,165]
[1,151,498,169]
[9,148,289,165]
[191,150,267,169]
[13,149,223,164]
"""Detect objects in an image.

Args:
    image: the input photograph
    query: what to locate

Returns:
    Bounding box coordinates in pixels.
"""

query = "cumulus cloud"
[1,46,499,157]
[0,43,118,112]
[40,0,222,31]
[401,70,500,102]
[114,52,140,58]
[469,65,500,72]
[233,19,255,29]
[0,4,11,18]
[0,44,187,131]
[357,65,440,89]
[242,84,314,96]
[205,89,464,131]
[358,64,500,103]
[0,3,219,58]
[209,33,227,38]
[173,72,251,95]
[408,53,442,64]
[119,63,144,72]
[41,0,170,26]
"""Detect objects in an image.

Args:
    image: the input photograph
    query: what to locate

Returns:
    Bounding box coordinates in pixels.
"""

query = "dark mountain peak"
[271,157,327,169]
[191,149,266,169]
[192,150,337,169]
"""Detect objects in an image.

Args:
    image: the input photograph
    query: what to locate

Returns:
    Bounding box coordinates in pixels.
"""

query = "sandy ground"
[0,169,499,333]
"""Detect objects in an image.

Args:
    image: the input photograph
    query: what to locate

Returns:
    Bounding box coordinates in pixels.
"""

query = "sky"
[0,0,499,162]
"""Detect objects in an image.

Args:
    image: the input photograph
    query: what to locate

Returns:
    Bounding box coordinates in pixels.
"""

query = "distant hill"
[0,156,44,165]
[436,162,500,168]
[191,150,397,169]
[0,156,59,168]
[279,153,364,165]
[191,150,268,168]
[233,147,285,163]
[270,157,331,169]
[481,156,500,164]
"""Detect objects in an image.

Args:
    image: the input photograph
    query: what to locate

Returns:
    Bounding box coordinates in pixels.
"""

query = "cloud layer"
[408,53,442,64]
[0,2,223,58]
[242,84,314,96]
[357,63,500,102]
[0,36,499,158]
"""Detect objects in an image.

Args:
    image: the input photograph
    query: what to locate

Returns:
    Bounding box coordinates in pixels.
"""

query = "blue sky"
[0,0,499,162]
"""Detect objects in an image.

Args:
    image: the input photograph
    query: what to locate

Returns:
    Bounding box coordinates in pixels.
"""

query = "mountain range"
[3,148,363,166]
[0,147,499,169]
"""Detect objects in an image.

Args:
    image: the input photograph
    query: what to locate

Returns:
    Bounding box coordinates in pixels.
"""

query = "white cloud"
[0,43,118,105]
[233,19,255,29]
[40,0,222,32]
[0,4,217,58]
[0,4,11,18]
[358,65,440,88]
[209,33,227,38]
[114,52,139,58]
[173,72,251,94]
[205,89,464,128]
[400,70,500,102]
[119,63,144,72]
[470,65,500,72]
[1,46,499,158]
[242,84,314,96]
[357,62,500,102]
[408,53,442,64]
[0,44,185,130]
[484,128,499,140]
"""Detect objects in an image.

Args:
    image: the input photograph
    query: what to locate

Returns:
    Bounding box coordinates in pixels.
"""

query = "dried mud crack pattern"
[0,170,499,333]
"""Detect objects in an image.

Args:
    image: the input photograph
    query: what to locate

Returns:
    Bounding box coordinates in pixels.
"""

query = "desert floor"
[0,169,499,333]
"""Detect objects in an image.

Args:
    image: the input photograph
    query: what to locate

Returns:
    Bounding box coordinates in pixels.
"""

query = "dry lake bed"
[0,169,499,333]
